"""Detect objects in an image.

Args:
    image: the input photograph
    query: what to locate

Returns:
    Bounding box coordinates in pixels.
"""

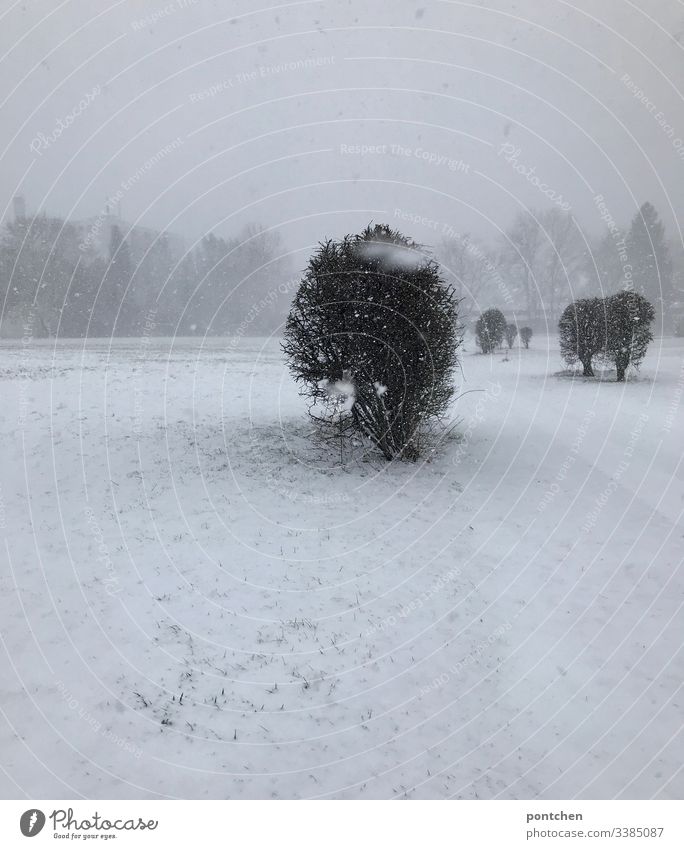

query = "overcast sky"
[1,0,682,264]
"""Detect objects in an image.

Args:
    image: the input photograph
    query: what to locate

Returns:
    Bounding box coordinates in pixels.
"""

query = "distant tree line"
[2,199,678,341]
[435,202,679,332]
[0,213,291,338]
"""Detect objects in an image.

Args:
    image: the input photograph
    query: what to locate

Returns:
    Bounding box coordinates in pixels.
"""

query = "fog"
[1,0,682,335]
[3,0,684,808]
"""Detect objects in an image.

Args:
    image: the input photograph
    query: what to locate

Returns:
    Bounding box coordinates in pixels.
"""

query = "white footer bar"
[1,800,682,848]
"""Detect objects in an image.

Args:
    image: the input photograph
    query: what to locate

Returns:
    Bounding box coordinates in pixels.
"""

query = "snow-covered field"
[1,333,682,799]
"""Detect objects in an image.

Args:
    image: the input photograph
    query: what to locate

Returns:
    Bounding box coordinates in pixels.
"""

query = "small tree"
[475,308,507,353]
[558,297,607,377]
[282,224,461,461]
[505,323,517,349]
[520,326,533,348]
[604,290,654,381]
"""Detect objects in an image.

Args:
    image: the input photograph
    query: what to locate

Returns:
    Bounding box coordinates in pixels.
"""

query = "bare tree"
[436,233,499,322]
[539,209,586,322]
[501,210,543,324]
[502,209,585,325]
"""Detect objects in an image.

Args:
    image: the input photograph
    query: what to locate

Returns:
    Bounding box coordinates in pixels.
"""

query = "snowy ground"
[1,332,683,800]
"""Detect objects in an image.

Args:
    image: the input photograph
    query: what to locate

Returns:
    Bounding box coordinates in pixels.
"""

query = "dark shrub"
[505,323,517,349]
[475,308,507,353]
[604,290,654,381]
[558,297,607,377]
[282,224,461,461]
[520,326,533,348]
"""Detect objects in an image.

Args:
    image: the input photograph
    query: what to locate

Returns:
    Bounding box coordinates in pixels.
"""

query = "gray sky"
[1,0,683,263]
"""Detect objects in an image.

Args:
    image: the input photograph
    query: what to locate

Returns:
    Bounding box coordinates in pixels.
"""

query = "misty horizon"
[2,1,682,255]
[1,0,683,820]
